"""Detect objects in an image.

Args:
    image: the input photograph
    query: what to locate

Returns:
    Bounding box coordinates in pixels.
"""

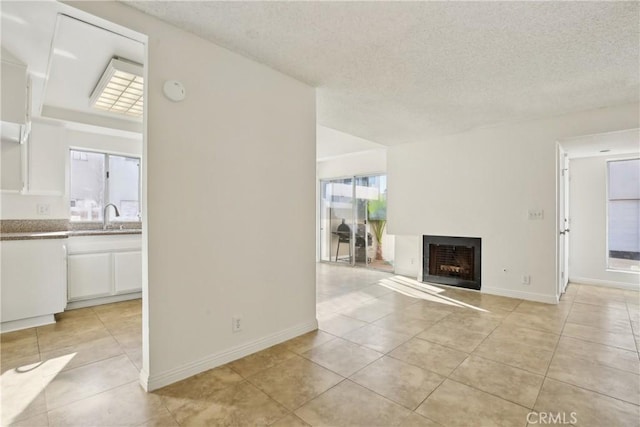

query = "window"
[607,158,640,272]
[70,149,141,222]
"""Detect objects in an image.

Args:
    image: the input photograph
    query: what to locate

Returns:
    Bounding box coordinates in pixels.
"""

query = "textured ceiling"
[562,128,640,159]
[125,1,639,146]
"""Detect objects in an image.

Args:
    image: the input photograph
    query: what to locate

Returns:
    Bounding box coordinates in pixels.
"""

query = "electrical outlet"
[232,316,242,333]
[521,275,531,285]
[37,204,50,216]
[410,258,415,265]
[527,209,544,220]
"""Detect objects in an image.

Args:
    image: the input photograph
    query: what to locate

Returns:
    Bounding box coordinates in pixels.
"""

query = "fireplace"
[423,235,481,290]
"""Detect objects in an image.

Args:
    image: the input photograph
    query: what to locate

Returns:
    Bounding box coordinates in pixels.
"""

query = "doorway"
[0,0,149,389]
[558,129,640,295]
[319,174,394,271]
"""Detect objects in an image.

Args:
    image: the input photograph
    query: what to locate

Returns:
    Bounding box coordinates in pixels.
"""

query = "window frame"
[605,156,640,273]
[69,148,142,223]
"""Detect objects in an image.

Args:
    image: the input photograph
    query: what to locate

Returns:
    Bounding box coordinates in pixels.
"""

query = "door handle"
[559,229,570,235]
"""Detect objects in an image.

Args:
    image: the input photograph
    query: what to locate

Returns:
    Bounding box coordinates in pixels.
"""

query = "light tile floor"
[2,263,639,426]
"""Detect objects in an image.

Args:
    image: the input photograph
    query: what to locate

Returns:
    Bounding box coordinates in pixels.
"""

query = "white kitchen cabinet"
[1,49,28,125]
[68,253,112,300]
[1,49,30,193]
[1,139,24,191]
[1,239,67,331]
[66,234,142,305]
[114,251,142,294]
[27,121,64,195]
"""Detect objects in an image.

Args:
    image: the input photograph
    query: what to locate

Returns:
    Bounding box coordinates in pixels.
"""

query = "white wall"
[317,148,386,180]
[66,128,142,156]
[393,235,420,277]
[389,103,639,303]
[569,154,640,289]
[1,119,142,219]
[70,1,317,391]
[317,125,384,161]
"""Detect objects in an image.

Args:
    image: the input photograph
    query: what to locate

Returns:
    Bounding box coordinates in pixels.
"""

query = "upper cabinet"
[0,119,65,195]
[1,48,30,192]
[0,137,24,191]
[28,121,65,195]
[1,5,145,197]
[1,48,30,130]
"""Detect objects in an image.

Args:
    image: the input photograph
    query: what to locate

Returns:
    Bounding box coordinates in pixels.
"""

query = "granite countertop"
[0,219,142,241]
[1,231,70,241]
[1,229,142,241]
[69,229,142,237]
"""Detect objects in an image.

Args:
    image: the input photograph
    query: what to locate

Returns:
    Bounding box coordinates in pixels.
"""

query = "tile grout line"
[41,305,145,422]
[46,378,139,416]
[441,377,535,412]
[624,297,640,356]
[184,278,633,422]
[33,312,65,419]
[243,360,346,418]
[416,299,540,413]
[561,320,638,352]
[402,298,558,417]
[452,352,549,410]
[281,330,434,415]
[537,375,640,409]
[530,284,577,414]
[7,270,637,426]
[298,341,384,379]
[553,336,640,375]
[469,327,566,376]
[555,293,640,375]
[550,286,640,407]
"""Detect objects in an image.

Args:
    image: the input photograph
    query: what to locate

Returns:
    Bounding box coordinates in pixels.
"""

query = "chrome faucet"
[103,203,121,230]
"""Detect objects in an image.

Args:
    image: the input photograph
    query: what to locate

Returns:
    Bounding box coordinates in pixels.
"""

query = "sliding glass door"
[320,178,354,263]
[320,175,393,271]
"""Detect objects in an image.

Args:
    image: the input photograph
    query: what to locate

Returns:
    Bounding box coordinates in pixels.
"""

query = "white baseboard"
[139,368,151,392]
[569,277,640,291]
[66,292,142,310]
[393,266,419,278]
[482,286,558,304]
[144,318,319,391]
[1,314,55,333]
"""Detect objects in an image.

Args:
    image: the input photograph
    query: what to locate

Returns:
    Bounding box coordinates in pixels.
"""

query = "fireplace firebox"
[423,235,481,290]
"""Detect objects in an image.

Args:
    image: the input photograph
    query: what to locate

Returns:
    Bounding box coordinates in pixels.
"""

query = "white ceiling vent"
[90,57,143,118]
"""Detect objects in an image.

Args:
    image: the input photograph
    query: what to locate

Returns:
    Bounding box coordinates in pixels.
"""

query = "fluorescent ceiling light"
[90,57,143,118]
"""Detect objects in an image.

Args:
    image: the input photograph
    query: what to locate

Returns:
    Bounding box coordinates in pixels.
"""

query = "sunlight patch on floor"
[378,276,488,312]
[1,353,76,425]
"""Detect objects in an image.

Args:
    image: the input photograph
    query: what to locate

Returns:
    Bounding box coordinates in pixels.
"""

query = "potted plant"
[367,198,387,261]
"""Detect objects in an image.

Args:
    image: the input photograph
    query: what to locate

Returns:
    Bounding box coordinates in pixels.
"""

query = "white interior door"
[558,146,570,295]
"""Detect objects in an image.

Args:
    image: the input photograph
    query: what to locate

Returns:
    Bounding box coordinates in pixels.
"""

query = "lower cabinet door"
[68,253,112,301]
[1,239,67,322]
[114,251,142,294]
